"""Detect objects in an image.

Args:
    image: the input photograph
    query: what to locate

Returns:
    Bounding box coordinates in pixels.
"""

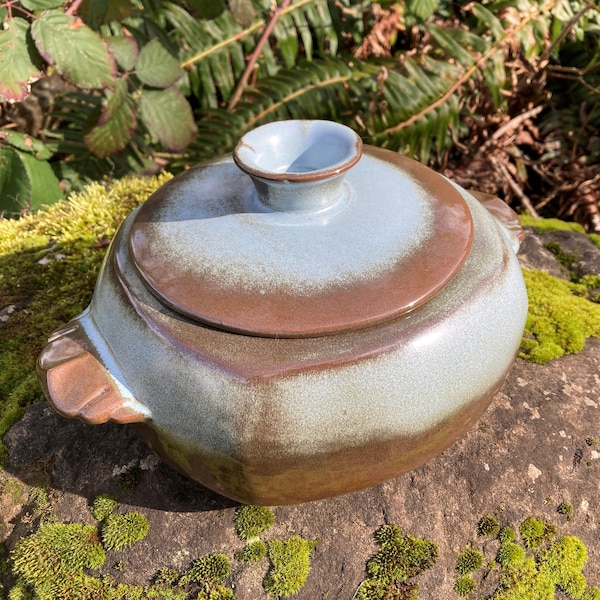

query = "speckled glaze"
[37,120,528,505]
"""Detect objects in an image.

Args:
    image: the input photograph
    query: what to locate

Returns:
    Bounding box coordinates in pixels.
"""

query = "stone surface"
[3,226,600,598]
[518,226,600,280]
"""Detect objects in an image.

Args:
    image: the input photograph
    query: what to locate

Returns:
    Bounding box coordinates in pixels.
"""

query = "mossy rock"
[0,175,171,464]
[102,512,150,550]
[234,505,275,541]
[520,269,600,363]
[264,536,319,598]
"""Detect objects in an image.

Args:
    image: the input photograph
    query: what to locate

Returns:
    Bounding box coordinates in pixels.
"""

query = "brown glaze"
[469,190,526,244]
[37,323,148,425]
[133,375,505,505]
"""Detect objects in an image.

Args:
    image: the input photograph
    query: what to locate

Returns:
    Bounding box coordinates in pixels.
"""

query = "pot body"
[38,150,527,505]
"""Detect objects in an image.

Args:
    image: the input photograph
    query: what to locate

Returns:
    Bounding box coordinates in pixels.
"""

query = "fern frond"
[182,54,462,165]
[359,57,461,162]
[175,0,348,107]
[368,0,559,159]
[181,56,375,162]
[177,0,596,169]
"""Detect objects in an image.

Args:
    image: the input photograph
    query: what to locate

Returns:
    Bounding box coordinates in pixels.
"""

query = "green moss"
[454,575,476,597]
[520,269,600,363]
[154,566,180,586]
[543,242,600,303]
[90,494,118,522]
[0,174,171,466]
[101,512,149,551]
[517,214,600,362]
[146,587,189,599]
[179,553,234,599]
[263,535,319,598]
[519,517,556,549]
[478,514,500,537]
[519,215,587,234]
[581,275,600,303]
[557,502,574,520]
[11,522,106,585]
[541,536,587,577]
[7,579,30,600]
[496,541,527,568]
[462,514,598,600]
[369,525,437,582]
[492,535,595,600]
[498,527,516,544]
[356,525,437,599]
[26,485,51,521]
[11,572,112,600]
[6,510,213,599]
[180,553,231,585]
[1,478,24,504]
[197,587,236,600]
[583,587,600,600]
[235,540,268,563]
[519,215,599,251]
[544,241,581,275]
[117,465,144,491]
[456,548,484,575]
[234,505,275,541]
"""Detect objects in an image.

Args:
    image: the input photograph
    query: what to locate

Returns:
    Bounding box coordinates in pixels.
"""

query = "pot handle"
[37,321,150,425]
[469,190,525,253]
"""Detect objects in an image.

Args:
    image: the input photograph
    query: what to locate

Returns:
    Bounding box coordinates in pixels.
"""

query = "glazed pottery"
[37,120,528,505]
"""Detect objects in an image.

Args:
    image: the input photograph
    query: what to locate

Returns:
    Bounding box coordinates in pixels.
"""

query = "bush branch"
[228,0,292,112]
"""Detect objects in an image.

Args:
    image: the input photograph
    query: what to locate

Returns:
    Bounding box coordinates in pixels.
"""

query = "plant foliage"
[0,0,598,227]
[101,511,150,550]
[233,505,275,541]
[264,535,319,598]
[11,522,106,586]
[355,524,438,599]
[452,516,600,600]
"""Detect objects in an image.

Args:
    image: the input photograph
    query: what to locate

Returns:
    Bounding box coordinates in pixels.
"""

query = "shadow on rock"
[4,401,236,512]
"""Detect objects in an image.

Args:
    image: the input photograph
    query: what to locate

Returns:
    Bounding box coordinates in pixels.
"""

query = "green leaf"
[274,19,299,68]
[31,10,116,89]
[188,0,226,20]
[136,38,183,88]
[20,151,63,209]
[228,0,256,27]
[428,25,477,66]
[0,130,53,160]
[80,0,135,28]
[0,146,31,214]
[471,3,505,39]
[0,18,42,102]
[19,0,63,9]
[139,87,197,150]
[408,0,439,21]
[0,146,62,214]
[84,78,137,158]
[105,35,138,71]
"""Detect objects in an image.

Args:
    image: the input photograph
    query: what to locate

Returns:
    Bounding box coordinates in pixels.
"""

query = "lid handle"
[233,120,362,212]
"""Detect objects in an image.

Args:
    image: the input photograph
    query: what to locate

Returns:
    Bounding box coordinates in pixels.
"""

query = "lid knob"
[233,120,363,212]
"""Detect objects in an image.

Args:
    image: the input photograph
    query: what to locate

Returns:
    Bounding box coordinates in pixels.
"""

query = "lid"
[129,120,473,338]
